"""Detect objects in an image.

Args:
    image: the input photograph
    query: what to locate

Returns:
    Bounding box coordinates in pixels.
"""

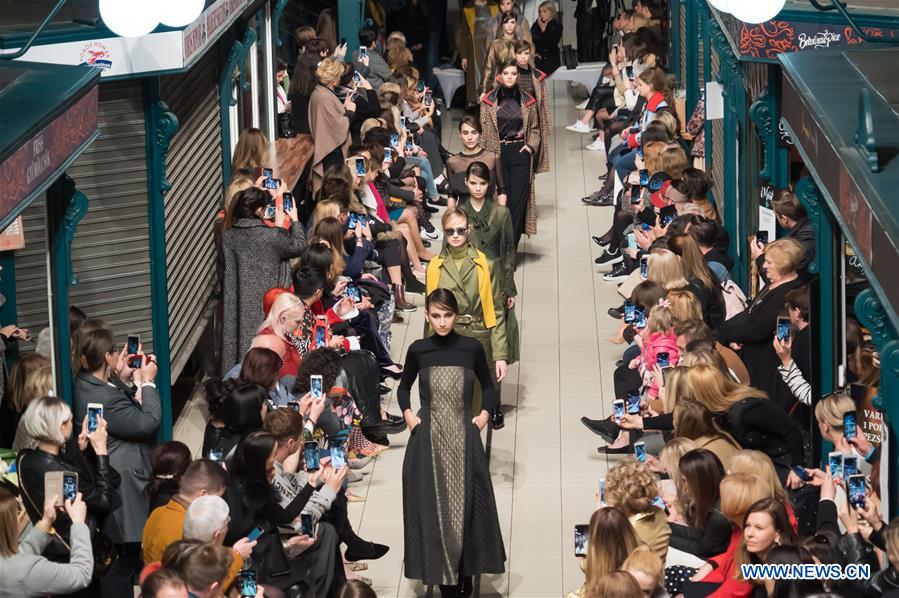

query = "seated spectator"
[675,320,749,385]
[667,449,732,559]
[139,568,188,598]
[672,400,741,470]
[182,496,255,590]
[159,541,235,598]
[728,450,798,530]
[595,570,644,598]
[667,234,726,333]
[622,546,664,597]
[142,459,228,565]
[567,506,641,598]
[200,381,269,460]
[0,488,93,597]
[605,460,670,561]
[146,441,193,512]
[225,346,295,407]
[252,291,307,379]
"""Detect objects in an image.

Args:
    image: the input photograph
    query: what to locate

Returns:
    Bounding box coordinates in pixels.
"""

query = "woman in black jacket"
[201,381,269,460]
[668,234,726,334]
[530,1,563,74]
[719,238,806,400]
[668,448,732,559]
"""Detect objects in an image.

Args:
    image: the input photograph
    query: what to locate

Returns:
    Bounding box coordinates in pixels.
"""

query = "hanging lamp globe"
[99,0,159,38]
[157,0,205,28]
[707,0,732,14]
[729,0,787,23]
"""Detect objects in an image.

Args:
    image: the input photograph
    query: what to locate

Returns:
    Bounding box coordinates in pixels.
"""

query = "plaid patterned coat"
[479,86,541,236]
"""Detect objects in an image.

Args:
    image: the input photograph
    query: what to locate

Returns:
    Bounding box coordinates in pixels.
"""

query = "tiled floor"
[346,86,627,597]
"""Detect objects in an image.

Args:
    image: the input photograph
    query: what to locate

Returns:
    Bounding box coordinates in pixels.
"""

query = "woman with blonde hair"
[595,571,644,598]
[6,353,51,447]
[310,198,343,231]
[231,128,270,176]
[659,437,698,518]
[622,546,664,597]
[673,400,740,469]
[667,233,726,333]
[252,291,306,378]
[531,0,562,74]
[309,58,354,193]
[687,365,805,484]
[659,146,688,179]
[567,506,641,598]
[666,289,702,327]
[222,173,255,229]
[605,460,670,561]
[648,249,689,291]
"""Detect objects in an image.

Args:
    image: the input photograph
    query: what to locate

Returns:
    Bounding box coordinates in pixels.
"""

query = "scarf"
[466,199,494,233]
[426,243,497,328]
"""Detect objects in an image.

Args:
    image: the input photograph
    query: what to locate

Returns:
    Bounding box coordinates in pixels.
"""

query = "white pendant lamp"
[707,0,732,13]
[729,0,787,23]
[157,0,205,28]
[99,0,159,37]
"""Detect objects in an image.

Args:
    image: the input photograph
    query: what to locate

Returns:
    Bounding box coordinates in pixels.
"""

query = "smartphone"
[417,80,425,93]
[626,65,634,80]
[791,464,812,482]
[639,256,649,279]
[599,478,605,505]
[330,445,347,469]
[630,184,642,204]
[262,167,273,179]
[843,454,859,477]
[384,147,393,162]
[847,474,866,509]
[45,471,64,506]
[613,399,625,423]
[390,132,399,147]
[640,222,652,232]
[288,401,301,412]
[406,137,414,153]
[359,46,367,58]
[127,335,141,369]
[314,325,326,348]
[648,176,664,192]
[626,391,641,415]
[346,285,361,303]
[247,526,265,542]
[208,448,224,462]
[828,451,843,478]
[574,524,589,557]
[300,513,315,537]
[634,441,647,463]
[639,169,649,186]
[347,212,359,230]
[635,306,647,329]
[843,411,857,441]
[623,300,635,324]
[353,71,362,84]
[282,192,293,213]
[424,92,432,107]
[659,205,677,227]
[399,116,406,130]
[62,471,78,502]
[238,569,257,597]
[652,495,669,515]
[304,441,321,471]
[310,374,323,400]
[264,178,281,190]
[87,403,103,433]
[756,230,769,245]
[636,147,644,160]
[264,203,276,220]
[775,317,791,342]
[657,352,670,368]
[626,232,637,250]
[358,214,368,227]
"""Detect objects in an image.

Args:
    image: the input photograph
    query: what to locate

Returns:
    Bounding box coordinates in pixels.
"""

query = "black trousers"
[499,140,532,246]
[586,85,616,114]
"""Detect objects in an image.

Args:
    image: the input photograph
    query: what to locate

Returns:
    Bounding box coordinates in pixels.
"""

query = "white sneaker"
[584,137,605,151]
[566,121,596,134]
[575,99,589,110]
[420,226,439,240]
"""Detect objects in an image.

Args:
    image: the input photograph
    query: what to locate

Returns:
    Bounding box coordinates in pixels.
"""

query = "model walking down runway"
[399,288,506,597]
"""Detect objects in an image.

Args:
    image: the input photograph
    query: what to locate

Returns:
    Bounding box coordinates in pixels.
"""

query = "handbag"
[15,454,119,577]
[562,45,578,70]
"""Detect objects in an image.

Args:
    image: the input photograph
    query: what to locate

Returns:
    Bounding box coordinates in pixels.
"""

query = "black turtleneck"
[496,85,524,140]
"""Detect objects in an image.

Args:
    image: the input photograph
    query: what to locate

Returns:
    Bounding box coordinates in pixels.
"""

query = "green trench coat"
[460,199,520,365]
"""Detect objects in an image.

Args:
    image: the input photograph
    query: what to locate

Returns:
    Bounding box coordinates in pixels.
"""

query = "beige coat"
[308,84,350,194]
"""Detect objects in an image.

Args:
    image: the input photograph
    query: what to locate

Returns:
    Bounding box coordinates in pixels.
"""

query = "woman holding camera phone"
[398,288,505,596]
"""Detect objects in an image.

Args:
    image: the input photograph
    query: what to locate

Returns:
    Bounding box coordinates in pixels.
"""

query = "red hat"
[263,287,290,315]
[650,179,672,209]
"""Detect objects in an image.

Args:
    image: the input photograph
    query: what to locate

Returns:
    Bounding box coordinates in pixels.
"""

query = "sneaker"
[592,235,610,247]
[607,305,625,319]
[575,99,589,110]
[420,225,439,240]
[602,263,630,281]
[582,191,614,207]
[566,121,597,134]
[584,137,605,151]
[595,248,622,266]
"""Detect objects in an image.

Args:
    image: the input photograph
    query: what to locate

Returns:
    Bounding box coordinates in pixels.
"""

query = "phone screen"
[756,230,769,245]
[613,400,625,422]
[330,445,347,469]
[636,147,644,160]
[208,448,224,462]
[776,318,791,342]
[639,257,649,279]
[264,204,276,220]
[315,326,326,348]
[791,465,811,481]
[626,391,640,415]
[843,411,857,441]
[639,169,649,186]
[406,138,414,152]
[623,300,635,323]
[657,352,670,368]
[247,526,264,541]
[300,513,315,536]
[843,455,859,477]
[424,92,432,106]
[652,495,669,515]
[262,168,273,179]
[634,441,647,462]
[417,80,425,92]
[399,116,406,129]
[359,46,367,57]
[626,65,634,79]
[264,178,280,190]
[346,285,361,302]
[384,147,392,162]
[62,473,77,502]
[304,441,320,471]
[355,157,366,176]
[87,405,102,433]
[828,452,843,478]
[390,132,399,147]
[660,206,677,227]
[635,307,647,329]
[847,474,866,508]
[238,569,257,597]
[282,192,293,213]
[630,185,641,203]
[310,375,323,399]
[127,335,141,368]
[574,524,589,557]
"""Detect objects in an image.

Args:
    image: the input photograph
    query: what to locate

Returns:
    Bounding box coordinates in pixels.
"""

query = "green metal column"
[144,79,179,442]
[338,0,364,55]
[685,0,699,114]
[220,27,258,192]
[855,289,899,516]
[669,0,682,84]
[749,65,790,189]
[45,174,86,405]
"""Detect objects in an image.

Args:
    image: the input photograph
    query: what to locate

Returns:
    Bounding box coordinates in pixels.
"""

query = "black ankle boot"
[491,402,505,430]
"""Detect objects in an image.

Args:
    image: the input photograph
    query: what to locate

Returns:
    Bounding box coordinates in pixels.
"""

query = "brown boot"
[392,312,405,324]
[393,283,416,312]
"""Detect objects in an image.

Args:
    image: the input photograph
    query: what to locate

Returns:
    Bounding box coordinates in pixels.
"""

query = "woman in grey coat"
[0,489,93,597]
[220,185,307,371]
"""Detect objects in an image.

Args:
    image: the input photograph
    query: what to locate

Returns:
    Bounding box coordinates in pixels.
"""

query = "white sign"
[705,81,724,121]
[2,0,253,77]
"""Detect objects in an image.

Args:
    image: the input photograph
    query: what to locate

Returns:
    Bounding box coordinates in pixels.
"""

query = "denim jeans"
[405,155,438,200]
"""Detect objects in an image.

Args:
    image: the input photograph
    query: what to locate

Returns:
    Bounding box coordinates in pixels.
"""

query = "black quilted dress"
[397,332,506,585]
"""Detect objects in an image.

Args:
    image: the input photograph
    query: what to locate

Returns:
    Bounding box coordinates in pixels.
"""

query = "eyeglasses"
[444,227,469,237]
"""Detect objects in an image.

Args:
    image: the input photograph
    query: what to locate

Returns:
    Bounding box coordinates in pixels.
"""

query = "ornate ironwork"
[153,102,179,194]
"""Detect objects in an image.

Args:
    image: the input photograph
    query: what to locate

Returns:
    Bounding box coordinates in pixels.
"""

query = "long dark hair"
[145,441,192,505]
[766,545,824,597]
[222,383,268,434]
[230,430,277,482]
[678,448,725,528]
[290,52,322,98]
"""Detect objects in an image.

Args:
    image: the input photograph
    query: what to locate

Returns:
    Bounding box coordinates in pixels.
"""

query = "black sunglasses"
[444,227,469,237]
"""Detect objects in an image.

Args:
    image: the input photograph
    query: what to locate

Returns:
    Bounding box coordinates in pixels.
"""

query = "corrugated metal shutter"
[160,50,223,382]
[14,81,153,353]
[679,3,687,85]
[697,10,704,87]
[710,44,724,209]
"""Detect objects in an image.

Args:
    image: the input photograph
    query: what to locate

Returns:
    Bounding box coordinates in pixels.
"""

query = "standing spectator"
[310,58,355,194]
[220,187,306,371]
[772,285,813,411]
[289,52,319,135]
[230,128,270,177]
[750,191,816,282]
[6,353,52,451]
[531,1,563,74]
[354,26,392,91]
